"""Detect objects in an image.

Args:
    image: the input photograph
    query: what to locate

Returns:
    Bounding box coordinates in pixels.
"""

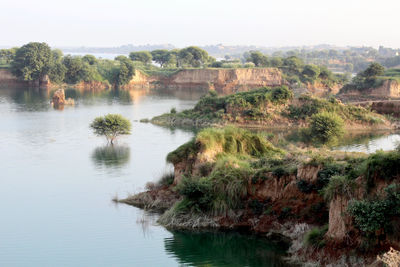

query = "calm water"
[0,87,289,267]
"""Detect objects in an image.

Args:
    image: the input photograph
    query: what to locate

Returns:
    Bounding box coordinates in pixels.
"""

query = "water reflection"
[164,231,290,267]
[91,145,130,168]
[4,87,50,111]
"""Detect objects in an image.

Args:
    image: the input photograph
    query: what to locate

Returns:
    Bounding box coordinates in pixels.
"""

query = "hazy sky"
[2,0,400,48]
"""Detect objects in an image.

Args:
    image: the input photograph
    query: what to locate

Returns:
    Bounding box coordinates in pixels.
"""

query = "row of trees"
[2,42,136,86]
[2,42,216,85]
[129,46,215,68]
[245,51,347,85]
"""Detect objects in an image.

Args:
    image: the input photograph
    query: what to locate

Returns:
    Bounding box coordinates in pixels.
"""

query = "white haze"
[1,0,399,48]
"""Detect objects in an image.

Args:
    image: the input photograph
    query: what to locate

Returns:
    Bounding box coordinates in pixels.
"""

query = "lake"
[0,87,291,267]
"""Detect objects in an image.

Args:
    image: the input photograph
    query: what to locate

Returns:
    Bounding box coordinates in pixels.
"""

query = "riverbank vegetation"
[121,126,400,265]
[151,85,386,132]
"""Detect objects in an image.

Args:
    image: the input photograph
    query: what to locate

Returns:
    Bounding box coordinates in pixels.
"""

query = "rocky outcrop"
[51,89,74,108]
[341,80,400,99]
[52,89,65,107]
[127,68,284,94]
[0,69,30,88]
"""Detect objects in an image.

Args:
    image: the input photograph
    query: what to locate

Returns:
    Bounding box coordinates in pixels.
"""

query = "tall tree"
[11,42,53,81]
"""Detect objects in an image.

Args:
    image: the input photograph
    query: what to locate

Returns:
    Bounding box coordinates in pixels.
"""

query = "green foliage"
[196,127,284,158]
[297,179,314,193]
[157,172,175,187]
[340,63,386,93]
[90,114,132,144]
[246,51,269,67]
[129,51,152,64]
[361,62,385,78]
[309,112,344,144]
[304,225,328,249]
[348,184,400,242]
[301,64,320,82]
[11,42,53,81]
[322,175,355,201]
[286,94,382,125]
[112,56,135,86]
[170,107,177,114]
[151,49,177,68]
[177,46,211,67]
[166,139,199,164]
[364,150,400,189]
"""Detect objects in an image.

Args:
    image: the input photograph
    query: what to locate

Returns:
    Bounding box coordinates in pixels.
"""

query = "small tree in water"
[90,114,131,144]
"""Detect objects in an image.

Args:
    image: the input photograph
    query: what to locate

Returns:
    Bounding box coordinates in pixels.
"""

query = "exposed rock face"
[0,69,30,88]
[341,80,400,99]
[326,196,352,241]
[0,69,51,88]
[369,80,400,98]
[128,68,284,94]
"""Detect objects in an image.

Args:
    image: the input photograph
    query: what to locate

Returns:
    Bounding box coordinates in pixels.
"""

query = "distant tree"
[151,49,171,68]
[246,51,269,67]
[82,54,97,65]
[301,64,320,82]
[129,51,152,64]
[177,46,210,67]
[62,55,84,84]
[112,56,135,86]
[283,56,303,73]
[0,48,17,64]
[48,49,66,83]
[270,57,283,67]
[361,62,385,78]
[90,114,132,144]
[11,42,53,81]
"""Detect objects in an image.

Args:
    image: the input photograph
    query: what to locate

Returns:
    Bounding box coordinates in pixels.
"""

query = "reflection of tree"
[164,231,289,267]
[11,88,50,111]
[91,145,130,168]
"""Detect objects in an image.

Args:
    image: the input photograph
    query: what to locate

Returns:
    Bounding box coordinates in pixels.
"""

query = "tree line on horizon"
[0,42,396,90]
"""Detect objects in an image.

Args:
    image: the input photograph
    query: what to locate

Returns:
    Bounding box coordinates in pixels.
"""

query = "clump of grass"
[304,225,328,249]
[322,175,356,201]
[196,127,284,158]
[157,172,175,186]
[166,139,199,164]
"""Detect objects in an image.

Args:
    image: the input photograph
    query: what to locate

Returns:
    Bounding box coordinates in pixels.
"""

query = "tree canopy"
[129,51,152,64]
[90,114,132,144]
[11,42,53,81]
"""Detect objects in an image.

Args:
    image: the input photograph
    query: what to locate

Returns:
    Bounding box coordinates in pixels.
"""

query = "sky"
[1,0,400,48]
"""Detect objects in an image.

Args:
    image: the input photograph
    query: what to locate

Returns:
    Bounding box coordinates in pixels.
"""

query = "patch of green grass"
[304,225,328,249]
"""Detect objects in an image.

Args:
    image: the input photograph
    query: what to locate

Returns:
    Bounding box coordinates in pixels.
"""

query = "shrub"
[158,172,175,186]
[170,107,177,114]
[166,139,199,164]
[309,111,344,144]
[364,150,400,189]
[348,184,400,238]
[322,175,355,201]
[297,179,314,193]
[304,225,328,249]
[270,86,293,104]
[177,176,213,212]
